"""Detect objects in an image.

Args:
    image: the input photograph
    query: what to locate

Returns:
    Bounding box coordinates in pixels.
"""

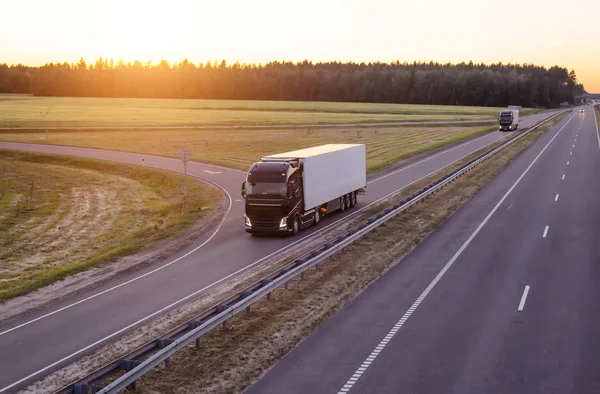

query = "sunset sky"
[2,0,598,92]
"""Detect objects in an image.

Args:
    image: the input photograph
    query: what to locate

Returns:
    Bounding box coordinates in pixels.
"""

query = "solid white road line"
[336,111,576,394]
[0,122,514,339]
[368,132,502,184]
[593,108,600,151]
[0,113,558,337]
[0,113,564,393]
[543,226,549,238]
[0,175,233,339]
[370,113,556,185]
[555,194,559,202]
[518,286,531,311]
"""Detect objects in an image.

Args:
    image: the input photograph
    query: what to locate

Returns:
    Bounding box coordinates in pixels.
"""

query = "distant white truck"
[241,144,367,235]
[499,109,519,131]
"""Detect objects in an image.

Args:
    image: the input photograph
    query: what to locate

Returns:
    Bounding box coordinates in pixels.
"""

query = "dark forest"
[0,59,586,108]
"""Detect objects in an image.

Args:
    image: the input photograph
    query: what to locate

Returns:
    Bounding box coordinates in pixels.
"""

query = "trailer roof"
[262,144,364,160]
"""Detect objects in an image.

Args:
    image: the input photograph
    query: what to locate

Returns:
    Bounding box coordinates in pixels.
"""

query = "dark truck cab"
[499,109,519,131]
[241,160,306,234]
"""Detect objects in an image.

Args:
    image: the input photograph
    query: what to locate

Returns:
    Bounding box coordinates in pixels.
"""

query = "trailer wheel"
[348,193,354,208]
[291,215,300,236]
[340,196,346,212]
[352,192,358,206]
[314,209,320,226]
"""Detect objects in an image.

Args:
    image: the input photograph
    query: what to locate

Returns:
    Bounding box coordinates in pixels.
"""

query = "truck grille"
[248,216,280,231]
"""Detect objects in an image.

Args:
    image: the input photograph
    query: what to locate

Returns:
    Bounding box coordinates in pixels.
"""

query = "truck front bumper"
[245,215,290,235]
[245,227,290,235]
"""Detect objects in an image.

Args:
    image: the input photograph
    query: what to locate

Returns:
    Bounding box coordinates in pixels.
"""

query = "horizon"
[2,0,598,92]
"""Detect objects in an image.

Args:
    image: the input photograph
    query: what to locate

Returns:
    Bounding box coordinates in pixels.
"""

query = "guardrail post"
[118,359,142,390]
[188,320,202,329]
[91,384,104,394]
[157,338,175,349]
[284,281,289,289]
[74,382,88,394]
[156,339,176,368]
[214,305,229,330]
[195,337,201,350]
[246,305,252,313]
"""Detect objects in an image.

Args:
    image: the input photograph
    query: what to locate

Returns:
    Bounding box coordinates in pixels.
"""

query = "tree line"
[0,59,586,108]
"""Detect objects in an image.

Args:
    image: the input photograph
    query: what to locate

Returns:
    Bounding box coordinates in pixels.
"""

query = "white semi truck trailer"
[241,144,367,235]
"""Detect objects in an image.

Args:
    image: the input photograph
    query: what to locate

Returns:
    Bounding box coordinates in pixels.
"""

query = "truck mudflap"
[357,186,367,195]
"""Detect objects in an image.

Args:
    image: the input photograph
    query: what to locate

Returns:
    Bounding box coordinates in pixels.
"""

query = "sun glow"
[2,0,599,91]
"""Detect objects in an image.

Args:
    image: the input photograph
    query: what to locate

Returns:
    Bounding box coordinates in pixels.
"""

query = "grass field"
[0,94,543,127]
[0,151,222,302]
[0,124,497,171]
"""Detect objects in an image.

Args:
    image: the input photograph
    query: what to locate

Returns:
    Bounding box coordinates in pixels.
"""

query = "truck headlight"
[279,217,288,228]
[245,215,252,227]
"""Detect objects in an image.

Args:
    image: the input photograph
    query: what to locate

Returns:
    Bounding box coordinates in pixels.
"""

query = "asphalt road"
[0,111,558,392]
[246,109,598,394]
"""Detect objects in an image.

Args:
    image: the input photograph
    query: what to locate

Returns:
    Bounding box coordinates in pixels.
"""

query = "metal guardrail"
[56,110,568,394]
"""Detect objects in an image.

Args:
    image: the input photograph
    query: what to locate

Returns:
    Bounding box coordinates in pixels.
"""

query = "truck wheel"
[352,192,358,206]
[340,196,346,212]
[348,193,354,208]
[314,209,320,226]
[292,216,300,235]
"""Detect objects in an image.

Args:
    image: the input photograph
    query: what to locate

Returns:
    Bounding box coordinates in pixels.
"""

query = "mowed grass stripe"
[0,124,494,171]
[0,95,543,127]
[0,151,222,302]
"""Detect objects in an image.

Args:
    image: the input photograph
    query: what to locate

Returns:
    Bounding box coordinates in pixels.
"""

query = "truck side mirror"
[241,182,247,199]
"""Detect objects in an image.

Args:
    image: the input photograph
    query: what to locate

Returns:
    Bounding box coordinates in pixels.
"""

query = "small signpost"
[178,150,192,195]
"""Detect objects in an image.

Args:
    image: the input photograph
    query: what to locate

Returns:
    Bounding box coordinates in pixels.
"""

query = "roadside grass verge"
[0,151,222,303]
[0,124,497,172]
[0,95,544,127]
[118,113,567,393]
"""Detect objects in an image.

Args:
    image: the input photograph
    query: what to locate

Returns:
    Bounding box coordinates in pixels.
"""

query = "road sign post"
[178,150,192,195]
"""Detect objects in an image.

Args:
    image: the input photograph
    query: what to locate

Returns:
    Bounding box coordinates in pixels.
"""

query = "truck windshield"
[247,182,286,196]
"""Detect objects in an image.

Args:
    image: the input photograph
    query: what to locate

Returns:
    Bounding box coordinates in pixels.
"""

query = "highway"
[0,111,558,392]
[246,109,599,394]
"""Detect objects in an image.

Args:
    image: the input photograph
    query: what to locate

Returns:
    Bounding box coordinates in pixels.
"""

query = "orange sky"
[2,0,598,92]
